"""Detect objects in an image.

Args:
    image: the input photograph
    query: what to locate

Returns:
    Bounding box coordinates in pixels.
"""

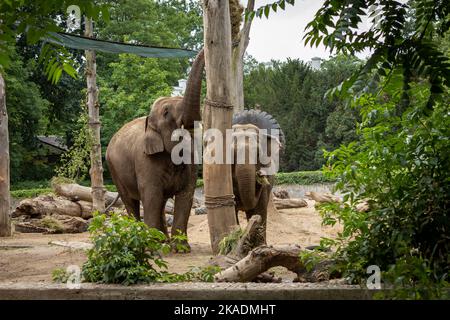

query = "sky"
[245,0,371,63]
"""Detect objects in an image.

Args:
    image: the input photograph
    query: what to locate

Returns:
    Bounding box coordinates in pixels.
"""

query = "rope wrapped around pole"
[205,194,236,209]
[204,99,234,110]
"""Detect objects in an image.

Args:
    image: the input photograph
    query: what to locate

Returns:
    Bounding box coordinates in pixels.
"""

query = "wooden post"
[203,0,238,253]
[231,0,254,114]
[85,17,105,212]
[0,72,11,237]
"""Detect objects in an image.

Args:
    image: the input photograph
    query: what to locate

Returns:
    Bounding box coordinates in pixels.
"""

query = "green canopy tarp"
[45,32,197,58]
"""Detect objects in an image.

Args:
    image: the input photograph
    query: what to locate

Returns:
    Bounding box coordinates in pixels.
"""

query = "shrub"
[82,212,174,285]
[319,89,450,298]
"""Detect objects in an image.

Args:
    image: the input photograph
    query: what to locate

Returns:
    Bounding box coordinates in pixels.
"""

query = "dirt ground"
[0,200,341,284]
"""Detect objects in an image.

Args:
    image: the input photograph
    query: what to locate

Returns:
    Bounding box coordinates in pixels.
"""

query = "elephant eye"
[163,108,169,118]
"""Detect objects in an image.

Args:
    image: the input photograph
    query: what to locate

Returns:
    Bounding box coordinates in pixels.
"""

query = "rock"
[273,189,290,199]
[166,214,174,227]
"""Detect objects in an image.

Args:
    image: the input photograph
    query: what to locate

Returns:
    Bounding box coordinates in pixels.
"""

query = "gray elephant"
[105,49,204,249]
[231,110,284,243]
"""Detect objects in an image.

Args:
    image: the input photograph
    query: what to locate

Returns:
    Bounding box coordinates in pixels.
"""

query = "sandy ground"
[0,200,341,284]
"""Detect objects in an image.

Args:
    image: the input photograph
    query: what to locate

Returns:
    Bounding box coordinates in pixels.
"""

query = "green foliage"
[4,46,53,182]
[275,171,335,185]
[245,0,296,21]
[55,113,92,181]
[319,88,449,296]
[52,268,71,283]
[0,0,107,81]
[375,256,450,300]
[99,54,172,147]
[10,188,53,199]
[82,212,174,285]
[304,0,450,105]
[218,227,244,255]
[184,266,221,282]
[170,230,190,253]
[244,55,360,171]
[303,0,450,299]
[40,216,64,233]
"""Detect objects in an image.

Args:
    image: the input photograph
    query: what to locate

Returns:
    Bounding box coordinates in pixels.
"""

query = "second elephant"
[231,110,284,242]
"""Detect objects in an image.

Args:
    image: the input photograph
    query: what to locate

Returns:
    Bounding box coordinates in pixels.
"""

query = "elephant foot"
[170,239,191,253]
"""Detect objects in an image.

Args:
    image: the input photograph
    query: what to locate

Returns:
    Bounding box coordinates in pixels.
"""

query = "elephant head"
[232,123,280,210]
[144,49,205,155]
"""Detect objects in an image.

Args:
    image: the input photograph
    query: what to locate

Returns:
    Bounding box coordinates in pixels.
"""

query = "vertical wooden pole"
[231,0,254,114]
[0,73,11,237]
[203,0,238,253]
[85,17,105,212]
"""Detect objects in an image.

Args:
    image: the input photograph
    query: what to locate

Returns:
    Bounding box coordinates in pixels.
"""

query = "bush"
[82,212,178,285]
[319,89,450,298]
[274,171,335,185]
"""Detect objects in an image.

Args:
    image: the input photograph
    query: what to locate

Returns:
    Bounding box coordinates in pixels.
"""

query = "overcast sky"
[245,0,370,63]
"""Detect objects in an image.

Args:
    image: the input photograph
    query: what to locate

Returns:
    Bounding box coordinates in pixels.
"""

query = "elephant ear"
[144,116,164,155]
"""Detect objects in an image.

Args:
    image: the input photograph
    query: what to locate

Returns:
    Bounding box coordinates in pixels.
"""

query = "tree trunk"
[53,183,123,207]
[231,0,254,114]
[272,198,308,209]
[215,244,306,282]
[13,195,94,219]
[203,0,238,253]
[0,73,11,237]
[85,18,105,212]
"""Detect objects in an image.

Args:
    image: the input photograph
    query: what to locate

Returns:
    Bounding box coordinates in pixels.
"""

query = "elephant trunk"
[182,48,205,129]
[235,163,258,210]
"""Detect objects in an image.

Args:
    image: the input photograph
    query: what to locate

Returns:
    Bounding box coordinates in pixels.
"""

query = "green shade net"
[45,32,197,58]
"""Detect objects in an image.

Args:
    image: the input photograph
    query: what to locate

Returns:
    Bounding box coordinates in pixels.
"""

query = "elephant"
[105,49,204,249]
[231,110,284,243]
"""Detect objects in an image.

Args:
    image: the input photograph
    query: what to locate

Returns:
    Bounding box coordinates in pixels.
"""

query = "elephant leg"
[117,191,140,221]
[141,189,168,237]
[172,189,194,252]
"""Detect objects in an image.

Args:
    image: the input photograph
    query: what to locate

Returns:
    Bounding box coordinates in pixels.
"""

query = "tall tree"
[0,72,10,236]
[203,0,238,253]
[85,17,105,212]
[230,0,254,113]
[0,1,104,236]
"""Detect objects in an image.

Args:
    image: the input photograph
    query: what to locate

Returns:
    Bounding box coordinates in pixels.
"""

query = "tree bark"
[215,244,306,282]
[0,73,11,237]
[272,198,308,209]
[231,0,254,114]
[13,195,94,219]
[53,183,123,207]
[203,0,238,253]
[85,18,105,212]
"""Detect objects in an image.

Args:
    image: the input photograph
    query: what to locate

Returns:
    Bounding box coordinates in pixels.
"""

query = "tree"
[243,55,360,171]
[0,1,105,236]
[0,72,10,236]
[203,0,238,253]
[85,17,105,212]
[302,0,450,295]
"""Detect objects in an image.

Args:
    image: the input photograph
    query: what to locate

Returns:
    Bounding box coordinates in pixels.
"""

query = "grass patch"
[218,227,244,255]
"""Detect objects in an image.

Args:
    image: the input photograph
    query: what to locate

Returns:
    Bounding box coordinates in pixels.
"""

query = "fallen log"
[215,244,305,282]
[305,191,341,203]
[14,214,88,234]
[272,198,308,209]
[13,195,93,219]
[53,182,185,215]
[212,214,337,283]
[53,183,123,207]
